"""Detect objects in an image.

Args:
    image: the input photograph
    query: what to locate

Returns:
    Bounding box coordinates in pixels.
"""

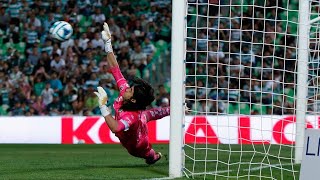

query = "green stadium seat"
[0,105,8,115]
[5,42,13,49]
[284,88,295,104]
[239,103,250,115]
[0,47,5,56]
[78,15,93,28]
[155,40,168,52]
[252,103,267,115]
[13,42,26,53]
[0,44,8,56]
[226,103,235,114]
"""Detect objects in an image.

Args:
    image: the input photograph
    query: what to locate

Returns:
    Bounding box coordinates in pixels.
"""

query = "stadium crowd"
[0,0,171,116]
[0,0,313,116]
[185,0,302,115]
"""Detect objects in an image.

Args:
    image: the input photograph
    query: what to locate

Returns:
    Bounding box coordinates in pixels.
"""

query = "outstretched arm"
[95,86,130,133]
[102,23,129,95]
[94,87,118,133]
[143,106,170,122]
[94,22,129,133]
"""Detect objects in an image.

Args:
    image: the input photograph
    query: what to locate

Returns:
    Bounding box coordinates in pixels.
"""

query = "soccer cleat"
[146,152,162,165]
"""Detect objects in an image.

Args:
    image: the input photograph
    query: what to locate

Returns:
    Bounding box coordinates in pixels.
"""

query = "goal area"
[169,0,320,179]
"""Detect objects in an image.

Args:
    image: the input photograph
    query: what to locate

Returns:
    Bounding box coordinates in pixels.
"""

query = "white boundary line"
[146,163,296,180]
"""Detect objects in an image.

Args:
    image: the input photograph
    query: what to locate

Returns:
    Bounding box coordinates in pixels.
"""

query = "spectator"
[0,7,10,31]
[91,32,105,50]
[7,0,21,26]
[84,85,98,112]
[85,73,99,89]
[107,18,121,38]
[41,39,54,56]
[28,47,41,66]
[32,96,47,115]
[160,97,170,107]
[79,33,90,51]
[142,37,156,57]
[18,76,32,100]
[0,0,174,116]
[155,84,169,107]
[33,75,46,97]
[50,53,66,72]
[27,12,42,33]
[130,45,147,77]
[41,82,54,106]
[91,7,106,26]
[47,93,64,116]
[9,65,23,86]
[43,13,55,33]
[11,101,24,116]
[4,24,19,44]
[49,72,63,93]
[25,25,38,49]
[209,43,225,63]
[147,5,159,22]
[156,17,171,42]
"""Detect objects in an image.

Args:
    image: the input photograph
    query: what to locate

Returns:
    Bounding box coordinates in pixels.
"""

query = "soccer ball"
[49,21,73,41]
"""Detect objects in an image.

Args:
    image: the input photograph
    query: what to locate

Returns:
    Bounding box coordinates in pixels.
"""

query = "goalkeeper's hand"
[101,22,113,53]
[94,86,110,117]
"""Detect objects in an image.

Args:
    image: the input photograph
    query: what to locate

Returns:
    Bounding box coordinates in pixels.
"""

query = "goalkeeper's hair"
[122,77,155,111]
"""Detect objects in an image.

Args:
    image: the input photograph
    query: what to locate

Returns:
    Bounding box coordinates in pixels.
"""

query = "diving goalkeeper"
[94,22,170,165]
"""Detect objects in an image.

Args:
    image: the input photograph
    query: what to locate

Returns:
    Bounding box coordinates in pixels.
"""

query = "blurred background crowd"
[0,0,317,116]
[0,0,171,116]
[184,0,319,115]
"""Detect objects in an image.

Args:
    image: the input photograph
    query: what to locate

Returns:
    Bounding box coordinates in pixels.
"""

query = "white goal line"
[146,163,296,180]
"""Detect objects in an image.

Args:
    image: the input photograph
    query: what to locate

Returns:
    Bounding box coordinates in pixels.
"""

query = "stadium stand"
[0,0,301,116]
[0,0,171,116]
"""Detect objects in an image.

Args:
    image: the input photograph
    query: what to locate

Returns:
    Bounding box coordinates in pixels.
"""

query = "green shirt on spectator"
[34,82,45,97]
[85,96,99,111]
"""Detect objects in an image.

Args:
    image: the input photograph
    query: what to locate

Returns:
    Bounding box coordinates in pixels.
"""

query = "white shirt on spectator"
[92,38,104,50]
[109,24,121,38]
[92,13,106,25]
[85,80,99,89]
[41,88,54,105]
[241,50,255,64]
[130,51,147,66]
[61,39,74,52]
[119,40,129,49]
[9,71,22,85]
[79,38,89,51]
[50,59,66,70]
[27,17,41,29]
[209,51,225,60]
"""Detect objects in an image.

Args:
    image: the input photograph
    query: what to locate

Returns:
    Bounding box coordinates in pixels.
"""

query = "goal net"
[170,0,320,179]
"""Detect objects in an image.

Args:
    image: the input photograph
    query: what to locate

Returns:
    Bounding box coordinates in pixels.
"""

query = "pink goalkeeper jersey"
[110,66,169,156]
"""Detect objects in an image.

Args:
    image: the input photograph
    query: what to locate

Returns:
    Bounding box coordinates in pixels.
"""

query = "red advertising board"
[0,115,318,144]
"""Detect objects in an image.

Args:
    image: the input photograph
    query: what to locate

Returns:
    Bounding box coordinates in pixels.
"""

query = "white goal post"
[169,0,186,178]
[170,0,320,179]
[295,0,309,164]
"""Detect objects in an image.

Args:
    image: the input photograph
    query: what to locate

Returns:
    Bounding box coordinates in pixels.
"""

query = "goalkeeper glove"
[94,86,111,117]
[101,22,113,53]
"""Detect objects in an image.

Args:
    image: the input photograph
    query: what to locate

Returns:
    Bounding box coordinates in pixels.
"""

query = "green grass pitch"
[0,144,300,179]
